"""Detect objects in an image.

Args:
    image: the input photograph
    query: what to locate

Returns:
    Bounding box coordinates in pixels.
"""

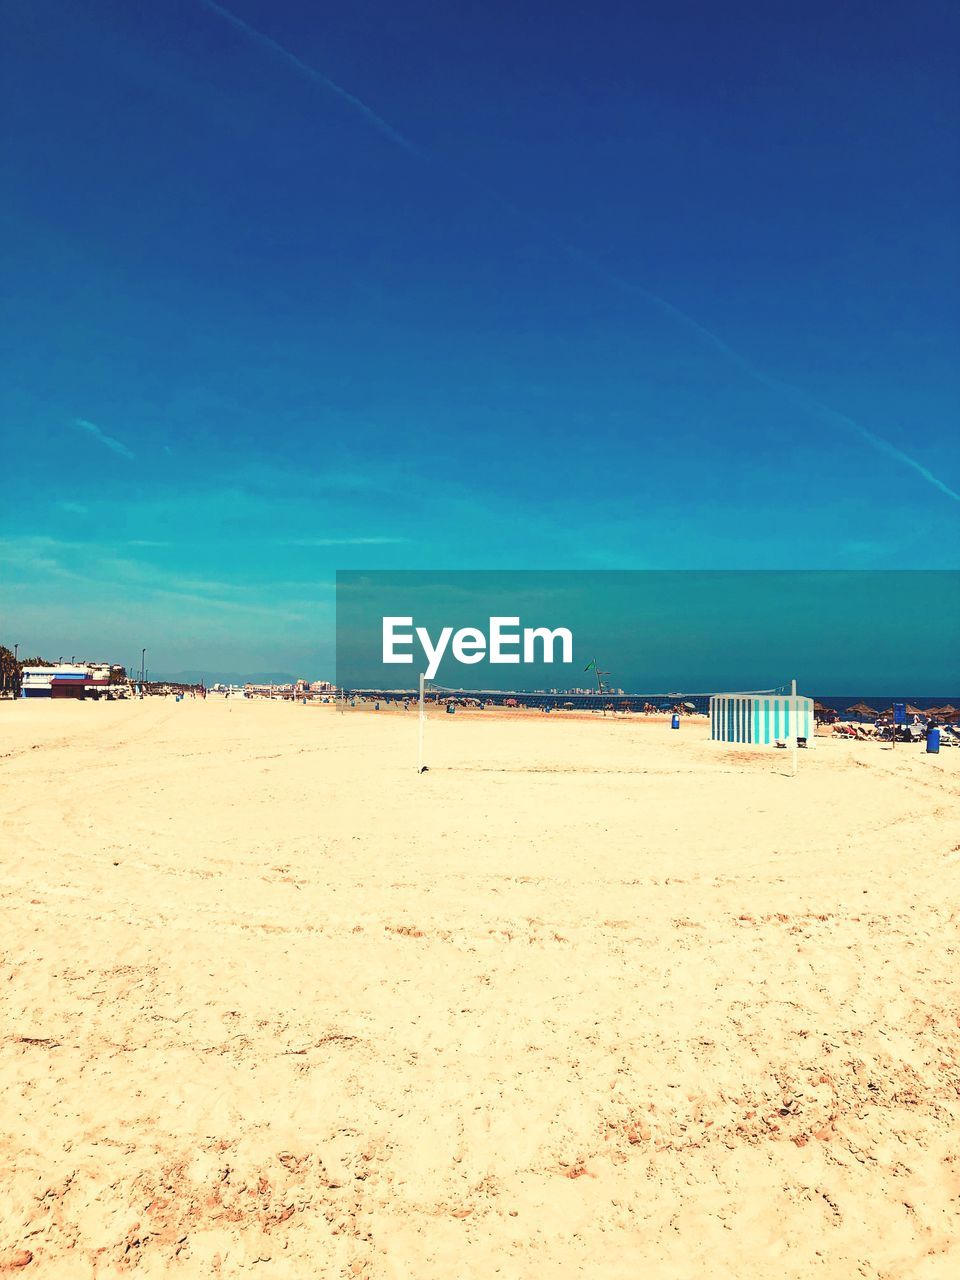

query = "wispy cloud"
[196,1,958,506]
[274,536,408,547]
[0,535,317,623]
[73,418,135,460]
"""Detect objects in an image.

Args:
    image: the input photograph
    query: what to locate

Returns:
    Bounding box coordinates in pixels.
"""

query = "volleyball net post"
[417,672,426,773]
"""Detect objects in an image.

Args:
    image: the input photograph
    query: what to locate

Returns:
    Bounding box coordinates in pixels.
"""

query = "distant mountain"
[152,670,322,686]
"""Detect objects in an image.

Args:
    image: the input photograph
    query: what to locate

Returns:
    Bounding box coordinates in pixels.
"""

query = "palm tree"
[0,645,17,697]
[2,650,52,699]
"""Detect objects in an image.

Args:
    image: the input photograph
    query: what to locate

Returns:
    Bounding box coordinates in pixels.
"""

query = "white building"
[21,662,127,700]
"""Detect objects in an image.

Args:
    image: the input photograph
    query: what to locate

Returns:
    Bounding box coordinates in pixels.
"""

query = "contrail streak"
[197,0,958,504]
[825,412,960,502]
[554,240,960,503]
[197,0,424,157]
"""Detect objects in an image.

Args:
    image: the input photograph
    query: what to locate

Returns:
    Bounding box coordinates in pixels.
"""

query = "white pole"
[791,678,798,778]
[417,673,426,773]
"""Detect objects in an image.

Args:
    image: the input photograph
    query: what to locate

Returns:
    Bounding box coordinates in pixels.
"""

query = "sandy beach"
[1,697,958,1278]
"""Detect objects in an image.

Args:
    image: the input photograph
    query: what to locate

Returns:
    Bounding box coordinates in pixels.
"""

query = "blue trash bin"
[926,727,940,754]
[671,713,680,730]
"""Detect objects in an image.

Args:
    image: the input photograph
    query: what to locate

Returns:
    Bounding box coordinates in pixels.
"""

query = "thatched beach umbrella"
[933,703,958,721]
[846,702,878,720]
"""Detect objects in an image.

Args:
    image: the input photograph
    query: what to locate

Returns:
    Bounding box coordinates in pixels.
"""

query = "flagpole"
[417,672,426,773]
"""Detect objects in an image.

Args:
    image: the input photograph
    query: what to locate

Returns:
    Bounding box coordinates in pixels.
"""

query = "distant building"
[244,683,294,700]
[21,664,84,698]
[21,662,127,700]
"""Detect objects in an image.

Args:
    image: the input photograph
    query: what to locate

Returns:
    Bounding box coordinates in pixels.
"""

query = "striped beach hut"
[710,691,814,746]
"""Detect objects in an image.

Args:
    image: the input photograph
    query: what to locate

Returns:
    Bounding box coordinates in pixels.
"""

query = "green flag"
[584,658,597,672]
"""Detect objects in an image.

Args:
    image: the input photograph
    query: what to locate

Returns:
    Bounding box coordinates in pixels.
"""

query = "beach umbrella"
[683,700,696,710]
[845,702,878,719]
[934,704,958,720]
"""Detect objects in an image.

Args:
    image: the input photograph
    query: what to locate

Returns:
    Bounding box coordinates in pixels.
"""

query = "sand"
[1,697,958,1278]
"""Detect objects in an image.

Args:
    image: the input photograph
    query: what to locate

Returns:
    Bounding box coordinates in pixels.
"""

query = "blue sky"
[2,0,958,678]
